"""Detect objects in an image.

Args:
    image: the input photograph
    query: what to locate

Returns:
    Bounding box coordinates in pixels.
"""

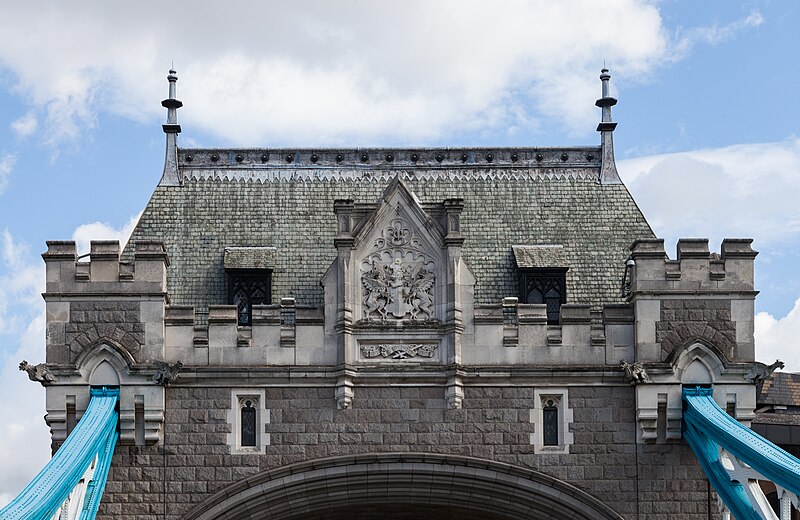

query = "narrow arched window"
[543,399,559,446]
[241,400,257,447]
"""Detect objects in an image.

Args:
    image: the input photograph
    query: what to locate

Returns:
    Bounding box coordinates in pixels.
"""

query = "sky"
[1,0,799,506]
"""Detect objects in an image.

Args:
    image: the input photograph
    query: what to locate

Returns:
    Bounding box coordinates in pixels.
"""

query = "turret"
[41,240,171,448]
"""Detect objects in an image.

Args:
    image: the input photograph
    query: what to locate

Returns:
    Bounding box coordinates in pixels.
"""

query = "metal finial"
[160,68,183,186]
[162,69,182,129]
[595,67,620,184]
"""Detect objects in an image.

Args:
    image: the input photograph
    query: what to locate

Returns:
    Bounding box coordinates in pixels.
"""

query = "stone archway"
[182,453,624,520]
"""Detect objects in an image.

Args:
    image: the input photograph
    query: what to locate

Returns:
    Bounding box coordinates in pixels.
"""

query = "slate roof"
[125,146,654,318]
[758,372,800,407]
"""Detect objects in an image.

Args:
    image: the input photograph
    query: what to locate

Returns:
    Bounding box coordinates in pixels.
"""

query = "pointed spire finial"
[160,68,183,186]
[595,68,621,184]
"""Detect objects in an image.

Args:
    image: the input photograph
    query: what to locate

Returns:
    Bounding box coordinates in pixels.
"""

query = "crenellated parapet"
[464,302,634,365]
[629,238,757,296]
[41,239,170,448]
[163,303,326,367]
[627,238,759,443]
[629,238,757,364]
[43,240,168,365]
[159,300,636,367]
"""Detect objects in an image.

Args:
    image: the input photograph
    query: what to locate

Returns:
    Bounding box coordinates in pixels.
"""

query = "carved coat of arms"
[362,258,435,320]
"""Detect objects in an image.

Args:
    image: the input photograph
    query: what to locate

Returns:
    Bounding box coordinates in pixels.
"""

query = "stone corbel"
[446,368,465,409]
[119,390,166,446]
[335,368,355,410]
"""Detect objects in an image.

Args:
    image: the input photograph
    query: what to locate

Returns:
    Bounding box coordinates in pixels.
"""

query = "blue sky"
[1,0,799,505]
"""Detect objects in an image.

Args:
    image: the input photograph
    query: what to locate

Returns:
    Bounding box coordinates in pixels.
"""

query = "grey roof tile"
[125,150,654,317]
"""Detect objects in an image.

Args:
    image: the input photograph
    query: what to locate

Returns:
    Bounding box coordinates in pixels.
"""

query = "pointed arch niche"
[635,340,757,443]
[45,340,166,447]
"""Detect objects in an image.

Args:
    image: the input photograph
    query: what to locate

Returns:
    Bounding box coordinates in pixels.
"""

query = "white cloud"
[0,154,14,195]
[755,299,800,372]
[0,1,757,146]
[71,211,142,256]
[0,230,43,334]
[618,138,800,250]
[10,112,38,138]
[673,10,763,58]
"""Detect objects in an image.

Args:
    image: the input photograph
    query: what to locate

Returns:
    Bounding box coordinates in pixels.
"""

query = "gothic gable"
[352,178,445,324]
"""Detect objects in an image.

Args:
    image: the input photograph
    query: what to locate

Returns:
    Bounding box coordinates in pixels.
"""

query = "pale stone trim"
[227,388,270,454]
[531,387,574,454]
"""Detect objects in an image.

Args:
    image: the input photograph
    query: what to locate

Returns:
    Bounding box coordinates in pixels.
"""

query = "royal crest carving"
[361,344,438,359]
[362,258,435,320]
[361,218,436,322]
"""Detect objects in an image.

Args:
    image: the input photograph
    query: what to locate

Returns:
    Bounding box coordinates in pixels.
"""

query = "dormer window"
[228,270,271,325]
[223,246,277,326]
[519,268,567,324]
[511,245,568,325]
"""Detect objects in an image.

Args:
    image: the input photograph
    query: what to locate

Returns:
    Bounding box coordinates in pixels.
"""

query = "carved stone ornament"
[743,359,784,383]
[361,344,438,359]
[620,360,651,385]
[361,218,436,322]
[19,360,56,385]
[152,361,183,386]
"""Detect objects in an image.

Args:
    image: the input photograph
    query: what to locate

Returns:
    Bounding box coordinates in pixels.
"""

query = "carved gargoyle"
[744,359,784,383]
[620,360,651,385]
[19,360,56,386]
[152,361,183,386]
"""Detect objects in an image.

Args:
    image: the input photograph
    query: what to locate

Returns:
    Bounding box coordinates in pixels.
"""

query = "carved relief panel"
[359,218,437,324]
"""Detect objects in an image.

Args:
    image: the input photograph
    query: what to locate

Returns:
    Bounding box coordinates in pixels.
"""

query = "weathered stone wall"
[99,385,710,520]
[656,299,736,360]
[60,301,145,363]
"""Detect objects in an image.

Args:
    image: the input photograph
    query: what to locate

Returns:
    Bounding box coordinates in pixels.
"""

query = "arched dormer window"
[228,270,272,325]
[519,268,568,324]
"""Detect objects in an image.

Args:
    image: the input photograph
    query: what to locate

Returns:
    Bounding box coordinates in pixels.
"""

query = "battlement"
[629,238,757,366]
[43,240,168,294]
[630,238,757,294]
[161,300,635,368]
